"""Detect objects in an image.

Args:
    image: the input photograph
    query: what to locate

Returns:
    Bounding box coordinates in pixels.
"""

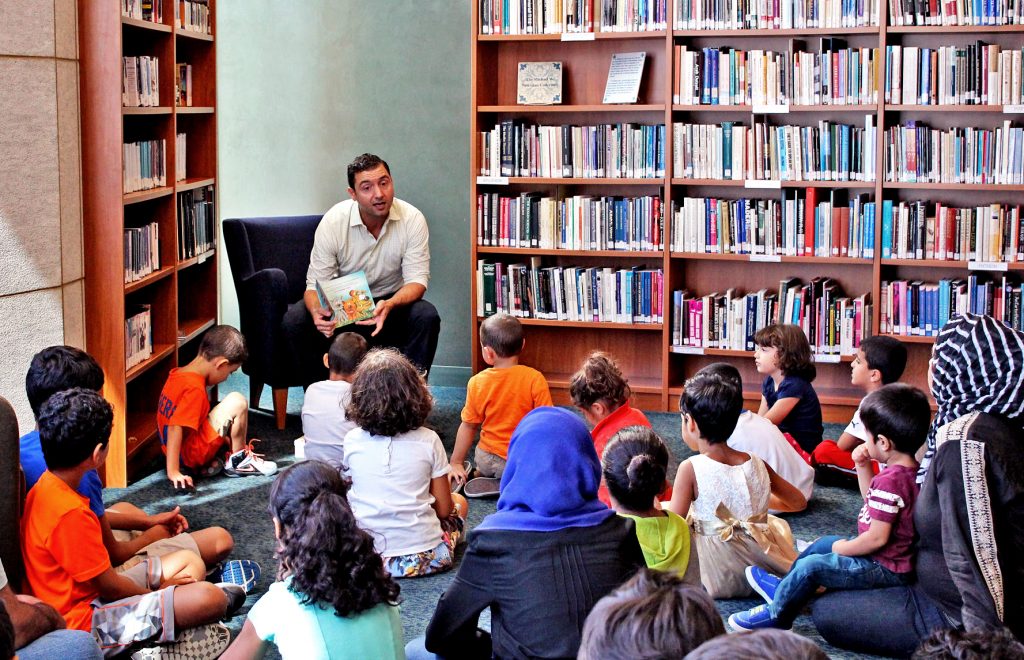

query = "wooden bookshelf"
[470,4,1023,416]
[80,0,218,487]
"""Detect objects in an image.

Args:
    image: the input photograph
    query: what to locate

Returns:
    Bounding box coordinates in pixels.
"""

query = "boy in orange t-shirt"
[451,314,551,497]
[21,388,241,656]
[157,325,277,488]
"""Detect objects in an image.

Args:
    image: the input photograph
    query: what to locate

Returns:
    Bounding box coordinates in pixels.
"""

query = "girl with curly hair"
[344,348,468,578]
[753,324,823,460]
[220,460,403,659]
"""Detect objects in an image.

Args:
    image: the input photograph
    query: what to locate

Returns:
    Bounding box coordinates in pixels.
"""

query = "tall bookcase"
[80,0,218,487]
[470,3,1023,421]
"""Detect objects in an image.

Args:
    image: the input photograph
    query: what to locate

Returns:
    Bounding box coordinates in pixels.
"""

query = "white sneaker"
[224,441,278,477]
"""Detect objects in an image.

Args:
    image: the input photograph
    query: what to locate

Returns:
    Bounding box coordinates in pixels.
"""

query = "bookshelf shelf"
[478,246,662,258]
[673,346,855,363]
[177,249,216,271]
[478,104,664,113]
[879,333,937,344]
[124,187,174,205]
[125,344,175,383]
[125,411,159,459]
[672,104,878,112]
[880,258,1024,270]
[177,177,216,192]
[175,27,214,42]
[884,183,1024,191]
[178,317,216,347]
[887,24,1024,33]
[670,179,875,189]
[478,317,664,331]
[124,266,175,293]
[479,30,667,41]
[497,177,666,185]
[123,106,173,115]
[175,106,215,114]
[672,27,880,36]
[885,104,1015,112]
[121,16,172,33]
[671,252,873,265]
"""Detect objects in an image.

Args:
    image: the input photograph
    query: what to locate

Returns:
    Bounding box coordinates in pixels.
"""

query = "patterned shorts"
[92,559,177,657]
[385,513,465,578]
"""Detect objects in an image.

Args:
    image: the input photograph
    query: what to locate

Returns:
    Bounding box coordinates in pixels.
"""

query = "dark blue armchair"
[223,215,323,429]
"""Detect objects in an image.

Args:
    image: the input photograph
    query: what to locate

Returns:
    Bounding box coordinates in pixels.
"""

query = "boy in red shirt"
[21,388,242,656]
[157,325,277,488]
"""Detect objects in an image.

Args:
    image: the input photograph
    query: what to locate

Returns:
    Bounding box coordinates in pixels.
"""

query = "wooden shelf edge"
[478,30,667,41]
[123,186,173,205]
[178,317,216,346]
[887,24,1024,33]
[477,316,663,330]
[125,344,175,382]
[124,266,174,293]
[672,26,880,36]
[175,106,215,114]
[671,345,854,362]
[479,104,665,113]
[176,177,216,192]
[122,106,172,115]
[477,246,663,257]
[881,259,1024,270]
[670,252,872,264]
[499,177,665,185]
[177,250,216,271]
[885,104,1013,112]
[673,104,877,112]
[175,27,214,41]
[670,179,874,188]
[878,333,937,344]
[124,412,159,461]
[884,182,1024,191]
[121,16,172,33]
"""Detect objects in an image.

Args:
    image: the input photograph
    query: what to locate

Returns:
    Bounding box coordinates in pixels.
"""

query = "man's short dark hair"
[347,153,391,189]
[859,336,908,384]
[328,332,369,376]
[859,383,932,455]
[678,372,743,444]
[480,313,524,358]
[26,345,105,419]
[38,388,113,470]
[199,325,248,364]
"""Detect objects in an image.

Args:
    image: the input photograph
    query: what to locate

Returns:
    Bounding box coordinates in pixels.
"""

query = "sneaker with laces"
[217,559,261,594]
[129,623,230,659]
[728,604,784,632]
[463,476,501,498]
[224,441,278,477]
[745,565,782,604]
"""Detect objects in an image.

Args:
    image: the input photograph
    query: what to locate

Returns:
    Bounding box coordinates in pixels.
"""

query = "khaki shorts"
[113,530,200,572]
[474,446,507,478]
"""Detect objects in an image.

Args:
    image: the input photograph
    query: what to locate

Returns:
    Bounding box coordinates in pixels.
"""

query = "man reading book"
[283,153,440,377]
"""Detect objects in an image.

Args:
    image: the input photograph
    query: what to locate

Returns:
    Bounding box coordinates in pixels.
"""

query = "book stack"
[122,0,162,22]
[124,223,160,284]
[887,0,1023,26]
[175,64,193,107]
[177,185,215,260]
[597,0,669,30]
[480,122,666,179]
[884,121,1024,184]
[122,57,159,107]
[673,190,876,257]
[480,0,665,33]
[176,0,211,34]
[881,200,1023,261]
[122,139,167,193]
[125,304,153,369]
[880,276,1024,336]
[673,0,879,29]
[176,133,186,182]
[477,193,664,250]
[673,43,879,106]
[476,260,664,323]
[672,117,877,182]
[884,45,1024,106]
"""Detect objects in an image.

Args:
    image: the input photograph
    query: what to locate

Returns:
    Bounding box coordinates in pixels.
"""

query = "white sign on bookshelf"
[476,176,509,185]
[1004,105,1024,114]
[750,254,782,262]
[745,179,782,189]
[603,52,646,104]
[671,345,706,355]
[814,353,842,363]
[753,104,790,114]
[968,261,1008,272]
[561,31,596,41]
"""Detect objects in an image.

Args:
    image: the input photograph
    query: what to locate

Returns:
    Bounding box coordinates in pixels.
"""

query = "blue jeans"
[17,629,103,660]
[770,535,909,628]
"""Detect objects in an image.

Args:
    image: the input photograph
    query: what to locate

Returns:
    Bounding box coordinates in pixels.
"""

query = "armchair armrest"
[235,268,290,378]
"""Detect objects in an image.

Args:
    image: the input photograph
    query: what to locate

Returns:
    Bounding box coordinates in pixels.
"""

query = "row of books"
[122,56,159,108]
[122,0,162,22]
[480,122,666,179]
[672,0,880,29]
[881,200,1024,261]
[175,133,186,182]
[884,121,1024,184]
[879,276,1024,336]
[177,185,215,260]
[476,193,664,250]
[478,0,668,33]
[123,139,166,193]
[125,304,153,369]
[476,260,665,323]
[672,190,876,257]
[124,223,160,284]
[672,118,877,182]
[671,278,871,353]
[177,0,211,34]
[887,0,1024,26]
[176,64,194,107]
[885,45,1024,106]
[673,43,880,107]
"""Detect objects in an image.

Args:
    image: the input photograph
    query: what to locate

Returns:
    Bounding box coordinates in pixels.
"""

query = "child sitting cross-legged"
[21,388,243,658]
[667,371,806,598]
[220,461,404,660]
[729,383,932,632]
[450,313,551,498]
[157,325,277,488]
[344,349,468,578]
[300,332,369,469]
[754,324,824,461]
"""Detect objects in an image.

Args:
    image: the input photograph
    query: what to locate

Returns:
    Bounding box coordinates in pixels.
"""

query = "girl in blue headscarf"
[407,407,645,660]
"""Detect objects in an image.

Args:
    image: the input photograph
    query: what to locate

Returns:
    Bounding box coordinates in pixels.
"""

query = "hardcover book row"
[880,275,1024,336]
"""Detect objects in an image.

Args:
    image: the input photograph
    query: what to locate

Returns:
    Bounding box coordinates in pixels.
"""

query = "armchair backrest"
[223,215,324,303]
[0,396,24,588]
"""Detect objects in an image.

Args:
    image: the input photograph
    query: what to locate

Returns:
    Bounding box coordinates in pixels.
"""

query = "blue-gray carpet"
[103,374,886,659]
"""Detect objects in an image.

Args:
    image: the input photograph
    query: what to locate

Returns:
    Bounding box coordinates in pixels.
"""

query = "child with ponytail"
[221,461,404,660]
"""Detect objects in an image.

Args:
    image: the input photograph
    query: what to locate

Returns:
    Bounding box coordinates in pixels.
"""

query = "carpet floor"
[102,375,886,659]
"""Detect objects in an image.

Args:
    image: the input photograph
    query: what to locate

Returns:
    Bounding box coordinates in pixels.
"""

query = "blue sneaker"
[745,565,782,603]
[217,559,261,594]
[728,604,780,632]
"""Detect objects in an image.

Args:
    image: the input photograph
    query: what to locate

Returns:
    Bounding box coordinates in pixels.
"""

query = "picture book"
[315,270,376,328]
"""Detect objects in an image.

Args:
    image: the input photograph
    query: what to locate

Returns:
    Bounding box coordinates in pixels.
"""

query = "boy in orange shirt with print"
[157,325,277,488]
[451,313,551,497]
[21,388,243,657]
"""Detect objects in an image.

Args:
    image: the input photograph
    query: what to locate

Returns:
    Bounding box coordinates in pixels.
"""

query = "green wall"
[217,1,473,385]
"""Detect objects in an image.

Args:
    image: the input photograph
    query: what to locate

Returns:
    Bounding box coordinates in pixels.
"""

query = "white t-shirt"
[844,407,868,442]
[343,426,450,557]
[727,410,815,502]
[301,380,355,468]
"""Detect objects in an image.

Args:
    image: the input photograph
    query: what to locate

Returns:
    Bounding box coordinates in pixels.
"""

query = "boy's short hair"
[858,383,932,455]
[199,325,248,364]
[696,362,742,389]
[686,629,829,660]
[859,335,908,384]
[38,388,113,470]
[578,568,725,660]
[26,345,105,418]
[479,313,524,358]
[678,372,743,444]
[569,352,631,409]
[912,626,1024,659]
[347,153,390,189]
[328,332,369,375]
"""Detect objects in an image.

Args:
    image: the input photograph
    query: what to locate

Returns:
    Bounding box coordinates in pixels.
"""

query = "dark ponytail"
[602,426,669,512]
[269,461,400,617]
